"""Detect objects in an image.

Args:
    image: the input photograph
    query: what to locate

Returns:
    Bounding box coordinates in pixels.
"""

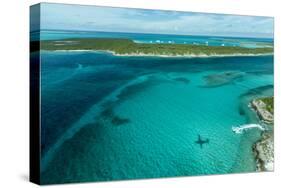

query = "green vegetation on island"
[38,38,273,56]
[259,97,274,114]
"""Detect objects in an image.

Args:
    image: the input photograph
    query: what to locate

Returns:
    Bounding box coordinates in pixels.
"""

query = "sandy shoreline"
[45,49,273,58]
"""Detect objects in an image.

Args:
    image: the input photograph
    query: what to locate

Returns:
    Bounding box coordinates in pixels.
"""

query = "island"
[36,38,273,57]
[251,97,274,124]
[250,96,274,171]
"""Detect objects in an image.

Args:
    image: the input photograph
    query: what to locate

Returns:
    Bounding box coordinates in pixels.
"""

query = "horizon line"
[31,29,274,40]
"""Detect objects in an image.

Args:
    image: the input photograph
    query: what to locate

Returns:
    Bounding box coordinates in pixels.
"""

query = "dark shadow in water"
[100,107,114,117]
[238,107,246,116]
[246,70,274,76]
[111,116,130,126]
[200,71,245,88]
[239,84,274,98]
[100,106,131,126]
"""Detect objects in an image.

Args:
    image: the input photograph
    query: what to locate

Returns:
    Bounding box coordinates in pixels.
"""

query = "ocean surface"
[37,31,274,184]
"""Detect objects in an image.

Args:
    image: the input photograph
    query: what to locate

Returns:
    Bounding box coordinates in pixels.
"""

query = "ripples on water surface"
[39,51,273,184]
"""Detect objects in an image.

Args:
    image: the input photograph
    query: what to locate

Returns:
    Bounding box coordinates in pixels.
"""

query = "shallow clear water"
[40,51,273,184]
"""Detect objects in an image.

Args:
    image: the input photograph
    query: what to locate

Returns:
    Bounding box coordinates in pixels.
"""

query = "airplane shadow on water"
[195,135,210,149]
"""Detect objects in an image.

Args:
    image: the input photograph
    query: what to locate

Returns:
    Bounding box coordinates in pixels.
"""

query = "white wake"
[232,124,265,134]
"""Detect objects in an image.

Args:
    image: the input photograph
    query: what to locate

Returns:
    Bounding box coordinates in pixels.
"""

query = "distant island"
[37,38,273,57]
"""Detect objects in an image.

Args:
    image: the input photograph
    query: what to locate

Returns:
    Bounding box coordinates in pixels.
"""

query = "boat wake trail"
[232,124,265,134]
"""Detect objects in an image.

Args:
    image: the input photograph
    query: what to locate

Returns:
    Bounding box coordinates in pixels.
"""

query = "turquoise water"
[39,50,273,184]
[31,30,273,48]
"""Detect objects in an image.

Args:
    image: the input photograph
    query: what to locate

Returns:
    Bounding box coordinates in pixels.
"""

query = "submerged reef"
[202,71,244,87]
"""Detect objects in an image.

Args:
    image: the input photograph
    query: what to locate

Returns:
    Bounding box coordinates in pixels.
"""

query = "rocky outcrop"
[251,98,273,124]
[250,96,274,171]
[253,133,274,171]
